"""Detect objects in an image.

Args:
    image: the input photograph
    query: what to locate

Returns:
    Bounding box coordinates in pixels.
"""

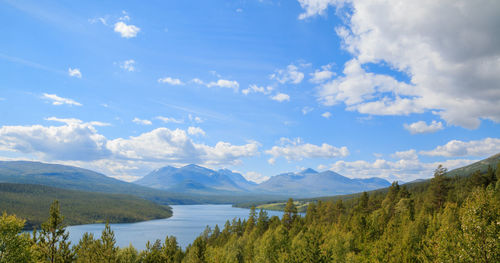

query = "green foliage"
[0,183,172,230]
[0,212,32,262]
[33,200,74,263]
[1,160,499,262]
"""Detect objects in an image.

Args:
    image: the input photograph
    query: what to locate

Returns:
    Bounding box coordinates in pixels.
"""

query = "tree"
[117,244,138,263]
[459,187,499,262]
[0,212,32,262]
[256,209,269,235]
[74,232,98,263]
[162,236,183,263]
[34,200,74,263]
[429,165,449,211]
[282,198,297,230]
[245,206,257,234]
[97,222,117,262]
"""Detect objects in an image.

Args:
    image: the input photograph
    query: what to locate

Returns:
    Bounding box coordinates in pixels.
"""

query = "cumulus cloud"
[271,93,290,102]
[206,79,239,91]
[132,118,152,125]
[68,68,82,78]
[420,137,500,157]
[270,64,304,84]
[120,59,136,72]
[42,93,82,106]
[330,157,475,182]
[307,0,500,129]
[187,126,205,136]
[310,63,334,83]
[0,120,109,161]
[404,120,444,134]
[244,171,270,183]
[242,84,273,95]
[155,116,183,124]
[0,121,260,178]
[265,137,349,164]
[321,112,331,118]
[114,21,140,38]
[158,77,184,85]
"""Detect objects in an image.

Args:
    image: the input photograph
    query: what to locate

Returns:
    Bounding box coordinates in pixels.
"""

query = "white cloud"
[68,68,82,78]
[329,157,476,182]
[302,106,314,115]
[158,77,184,85]
[316,0,500,128]
[420,138,500,158]
[310,63,334,83]
[270,64,304,84]
[132,118,152,125]
[120,59,136,72]
[114,21,140,38]
[0,121,260,179]
[318,59,418,114]
[42,93,82,106]
[242,84,273,95]
[265,137,349,163]
[297,0,342,20]
[271,93,290,102]
[0,120,109,161]
[206,79,239,91]
[155,116,183,124]
[391,149,418,160]
[187,126,205,136]
[119,11,130,21]
[236,8,243,13]
[243,171,270,183]
[45,117,110,127]
[89,17,107,25]
[191,78,204,85]
[404,120,444,134]
[188,114,203,123]
[321,111,331,118]
[308,0,500,129]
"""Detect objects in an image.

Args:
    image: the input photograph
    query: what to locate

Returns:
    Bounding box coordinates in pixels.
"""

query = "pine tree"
[98,222,117,262]
[74,232,98,262]
[256,209,269,235]
[429,165,449,211]
[34,200,74,263]
[282,198,297,230]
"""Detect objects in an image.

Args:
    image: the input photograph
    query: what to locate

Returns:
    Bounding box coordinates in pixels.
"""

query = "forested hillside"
[1,162,498,262]
[0,183,172,229]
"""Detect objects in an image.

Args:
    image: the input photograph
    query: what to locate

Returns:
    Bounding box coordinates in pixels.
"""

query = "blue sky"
[1,0,499,183]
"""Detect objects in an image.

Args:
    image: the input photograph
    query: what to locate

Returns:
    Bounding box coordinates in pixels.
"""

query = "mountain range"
[135,164,391,198]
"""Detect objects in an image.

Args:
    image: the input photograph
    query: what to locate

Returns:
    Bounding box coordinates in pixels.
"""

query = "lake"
[65,204,284,250]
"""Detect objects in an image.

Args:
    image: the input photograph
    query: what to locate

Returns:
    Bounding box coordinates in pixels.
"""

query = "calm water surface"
[66,205,284,250]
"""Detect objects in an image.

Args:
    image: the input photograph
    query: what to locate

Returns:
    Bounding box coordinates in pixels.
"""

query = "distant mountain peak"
[299,168,318,174]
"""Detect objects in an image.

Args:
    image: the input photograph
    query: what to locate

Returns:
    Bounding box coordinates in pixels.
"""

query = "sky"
[1,0,499,183]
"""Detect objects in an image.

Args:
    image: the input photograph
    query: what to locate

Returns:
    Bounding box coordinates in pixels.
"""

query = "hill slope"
[0,183,172,229]
[0,161,223,205]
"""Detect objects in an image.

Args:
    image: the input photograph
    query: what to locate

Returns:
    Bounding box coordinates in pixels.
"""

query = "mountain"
[255,168,391,197]
[0,183,172,230]
[136,164,391,198]
[0,161,214,205]
[135,164,255,194]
